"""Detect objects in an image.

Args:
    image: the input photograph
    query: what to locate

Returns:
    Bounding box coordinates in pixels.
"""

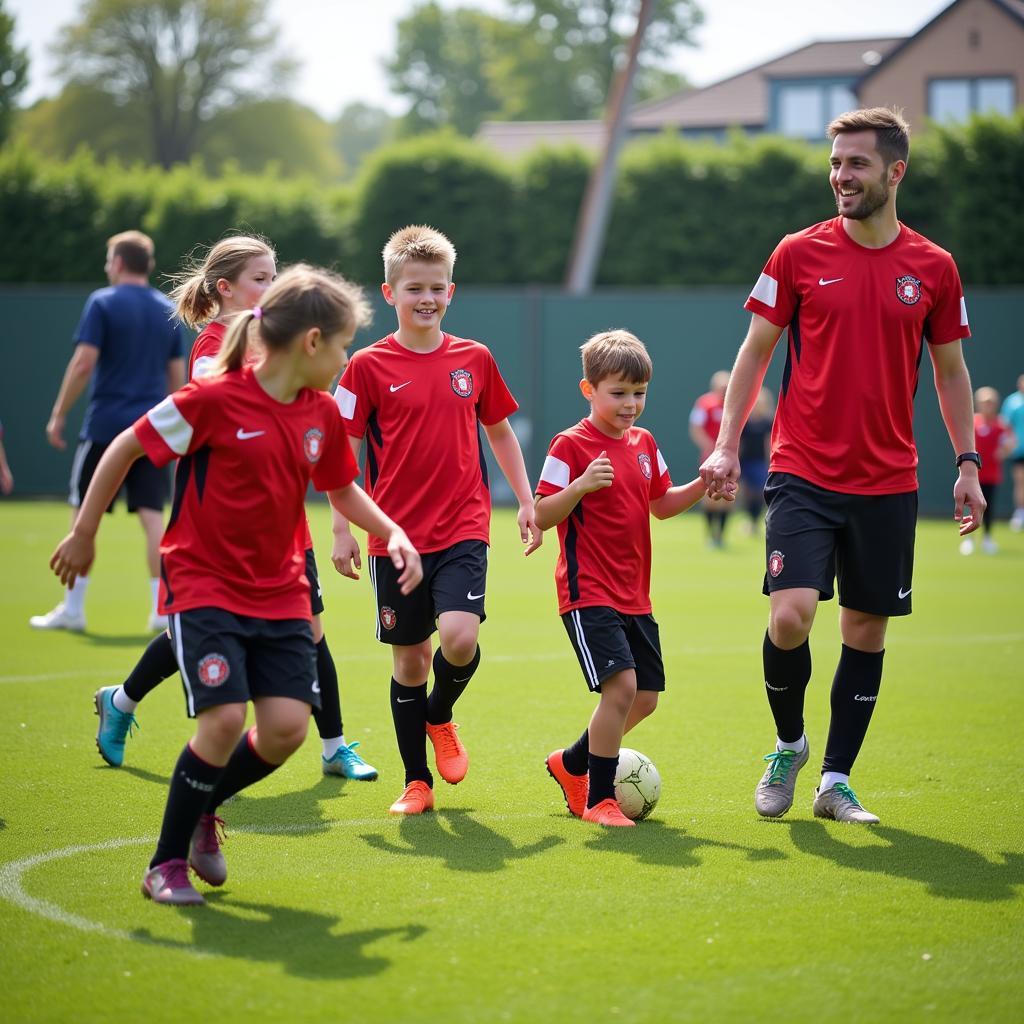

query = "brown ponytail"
[215,312,257,375]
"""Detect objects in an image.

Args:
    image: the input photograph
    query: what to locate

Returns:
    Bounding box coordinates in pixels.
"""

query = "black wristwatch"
[955,451,982,470]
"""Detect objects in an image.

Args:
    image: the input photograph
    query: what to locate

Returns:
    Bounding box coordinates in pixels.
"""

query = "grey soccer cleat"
[754,741,809,818]
[812,782,880,824]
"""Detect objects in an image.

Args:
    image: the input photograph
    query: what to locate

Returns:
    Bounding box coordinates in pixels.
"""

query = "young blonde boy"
[332,225,541,815]
[536,330,706,826]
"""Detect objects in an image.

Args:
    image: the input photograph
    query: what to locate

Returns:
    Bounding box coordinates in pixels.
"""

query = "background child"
[51,265,421,905]
[332,224,541,816]
[93,236,379,782]
[1000,375,1024,531]
[535,330,706,827]
[738,388,774,534]
[960,386,1016,555]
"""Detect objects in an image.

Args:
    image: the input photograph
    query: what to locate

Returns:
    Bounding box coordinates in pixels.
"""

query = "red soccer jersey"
[135,366,358,619]
[744,217,970,495]
[187,321,227,380]
[690,390,724,456]
[334,333,518,556]
[975,414,1009,485]
[536,418,671,616]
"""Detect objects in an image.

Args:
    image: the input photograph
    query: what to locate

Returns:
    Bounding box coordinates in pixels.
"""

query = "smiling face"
[382,259,455,343]
[829,130,902,222]
[584,374,649,439]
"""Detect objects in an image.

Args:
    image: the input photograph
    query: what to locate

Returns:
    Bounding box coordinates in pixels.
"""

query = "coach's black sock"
[205,728,280,811]
[763,632,812,744]
[586,753,619,808]
[561,729,590,776]
[151,744,224,867]
[123,631,178,703]
[391,679,432,786]
[426,645,480,725]
[311,637,343,740]
[822,645,884,776]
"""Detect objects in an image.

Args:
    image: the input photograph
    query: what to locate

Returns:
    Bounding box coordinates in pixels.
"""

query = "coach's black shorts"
[70,439,169,512]
[305,547,325,617]
[762,472,917,617]
[168,607,318,717]
[369,539,487,646]
[561,606,665,693]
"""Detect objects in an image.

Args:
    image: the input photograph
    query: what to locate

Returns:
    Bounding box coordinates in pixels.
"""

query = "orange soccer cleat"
[582,798,635,827]
[545,749,588,818]
[425,721,468,784]
[389,780,435,815]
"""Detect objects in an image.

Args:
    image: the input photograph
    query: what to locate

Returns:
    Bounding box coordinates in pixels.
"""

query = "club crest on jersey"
[303,427,324,463]
[450,369,474,398]
[637,452,652,479]
[896,275,922,305]
[197,653,230,688]
[768,549,785,578]
[380,606,398,631]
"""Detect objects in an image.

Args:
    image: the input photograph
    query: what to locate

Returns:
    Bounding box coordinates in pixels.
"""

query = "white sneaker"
[982,537,998,555]
[959,538,975,556]
[1010,509,1024,533]
[29,602,86,632]
[148,613,169,632]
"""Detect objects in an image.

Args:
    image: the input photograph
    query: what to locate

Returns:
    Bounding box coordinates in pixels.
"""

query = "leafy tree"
[0,0,29,145]
[51,0,294,168]
[335,102,395,180]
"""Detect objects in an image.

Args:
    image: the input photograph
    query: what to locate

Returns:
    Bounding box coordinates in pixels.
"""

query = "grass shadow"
[787,820,1024,901]
[220,775,352,834]
[132,893,426,979]
[359,807,564,872]
[112,765,170,786]
[81,633,157,647]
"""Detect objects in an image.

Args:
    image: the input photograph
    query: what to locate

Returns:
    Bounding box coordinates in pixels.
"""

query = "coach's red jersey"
[187,321,227,380]
[745,217,970,494]
[135,366,358,619]
[334,333,518,556]
[975,414,1009,485]
[536,418,671,615]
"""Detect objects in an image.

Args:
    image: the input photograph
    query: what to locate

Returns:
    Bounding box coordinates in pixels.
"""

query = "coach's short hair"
[382,225,456,285]
[827,107,910,167]
[107,230,155,275]
[580,329,652,385]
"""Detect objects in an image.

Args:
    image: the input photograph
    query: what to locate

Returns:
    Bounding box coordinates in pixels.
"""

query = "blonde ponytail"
[214,312,256,375]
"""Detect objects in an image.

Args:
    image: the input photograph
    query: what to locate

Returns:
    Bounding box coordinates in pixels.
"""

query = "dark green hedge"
[2,111,1021,286]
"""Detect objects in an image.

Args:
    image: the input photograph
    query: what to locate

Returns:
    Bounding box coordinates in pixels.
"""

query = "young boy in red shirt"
[960,386,1016,555]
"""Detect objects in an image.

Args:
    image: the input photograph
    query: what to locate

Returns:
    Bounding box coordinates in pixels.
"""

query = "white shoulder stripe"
[539,454,570,490]
[191,355,216,380]
[960,296,969,328]
[656,449,668,476]
[147,396,193,456]
[334,384,357,420]
[749,272,778,308]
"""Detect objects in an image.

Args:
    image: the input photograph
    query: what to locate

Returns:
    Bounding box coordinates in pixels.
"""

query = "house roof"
[629,37,903,130]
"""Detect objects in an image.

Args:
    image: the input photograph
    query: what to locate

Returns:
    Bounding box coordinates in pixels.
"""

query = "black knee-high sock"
[822,645,884,775]
[151,744,224,867]
[391,679,432,786]
[205,728,280,811]
[426,645,480,725]
[311,636,343,740]
[763,631,812,743]
[123,632,179,703]
[587,753,619,807]
[562,728,589,776]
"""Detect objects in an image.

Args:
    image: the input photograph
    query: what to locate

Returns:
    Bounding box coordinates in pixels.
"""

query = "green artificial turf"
[1,502,1021,1023]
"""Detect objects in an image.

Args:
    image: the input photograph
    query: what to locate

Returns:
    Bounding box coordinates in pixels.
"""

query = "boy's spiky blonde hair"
[580,329,652,385]
[382,225,456,285]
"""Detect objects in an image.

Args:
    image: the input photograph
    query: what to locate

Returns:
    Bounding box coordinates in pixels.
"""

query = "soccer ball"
[614,748,661,820]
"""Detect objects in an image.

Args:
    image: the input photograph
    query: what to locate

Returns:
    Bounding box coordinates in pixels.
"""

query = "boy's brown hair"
[107,230,155,275]
[382,225,456,285]
[826,106,910,167]
[580,329,652,385]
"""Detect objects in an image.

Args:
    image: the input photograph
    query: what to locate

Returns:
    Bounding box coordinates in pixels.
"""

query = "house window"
[929,77,1015,122]
[777,83,857,138]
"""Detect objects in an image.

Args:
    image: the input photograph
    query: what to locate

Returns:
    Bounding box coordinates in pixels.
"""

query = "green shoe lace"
[762,749,799,785]
[830,782,863,806]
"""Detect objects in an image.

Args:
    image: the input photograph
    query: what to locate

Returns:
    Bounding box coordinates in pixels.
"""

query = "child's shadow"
[787,820,1024,902]
[132,893,426,979]
[585,818,787,867]
[360,808,564,872]
[221,776,351,834]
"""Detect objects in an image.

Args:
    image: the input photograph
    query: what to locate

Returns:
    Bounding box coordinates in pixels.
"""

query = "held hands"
[578,451,614,494]
[518,499,543,556]
[387,530,423,595]
[699,447,740,502]
[331,529,362,581]
[954,471,986,536]
[50,530,95,588]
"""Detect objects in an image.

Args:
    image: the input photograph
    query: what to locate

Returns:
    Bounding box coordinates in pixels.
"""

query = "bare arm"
[483,418,542,555]
[330,435,365,578]
[535,452,614,531]
[650,477,707,520]
[930,340,985,534]
[688,421,714,457]
[50,427,145,585]
[46,344,99,450]
[167,357,186,393]
[699,315,784,499]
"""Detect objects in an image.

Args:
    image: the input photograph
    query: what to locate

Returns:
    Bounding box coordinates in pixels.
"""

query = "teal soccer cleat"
[322,740,378,781]
[94,686,139,767]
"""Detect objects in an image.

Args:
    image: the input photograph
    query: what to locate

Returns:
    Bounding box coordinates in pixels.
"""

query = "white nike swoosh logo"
[312,681,320,694]
[236,428,265,440]
[898,587,912,599]
[396,696,416,704]
[818,277,844,286]
[389,382,412,393]
[467,591,484,601]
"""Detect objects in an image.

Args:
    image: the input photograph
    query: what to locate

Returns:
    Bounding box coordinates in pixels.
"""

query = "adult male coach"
[31,230,184,633]
[699,107,984,824]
